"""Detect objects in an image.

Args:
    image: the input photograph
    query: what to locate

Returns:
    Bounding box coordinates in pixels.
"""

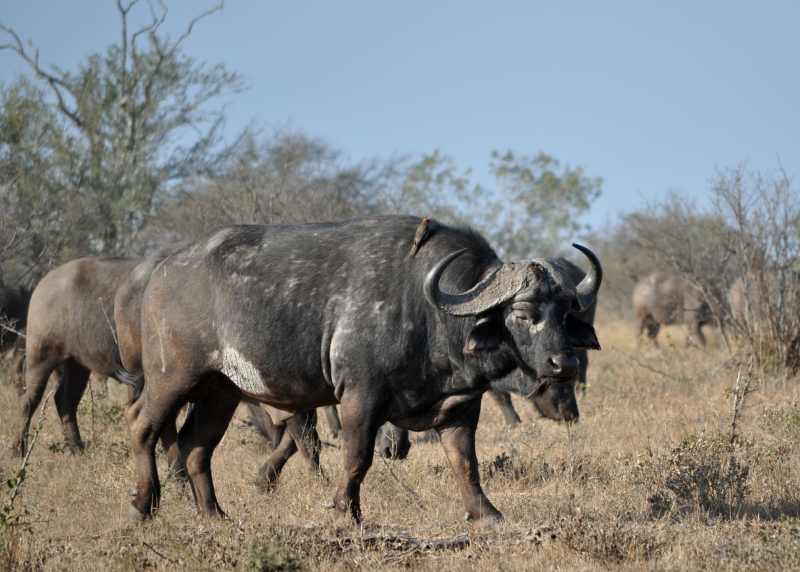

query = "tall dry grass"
[1,317,800,571]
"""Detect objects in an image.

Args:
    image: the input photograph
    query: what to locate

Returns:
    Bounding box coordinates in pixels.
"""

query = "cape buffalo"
[0,284,30,391]
[12,257,183,476]
[376,255,598,460]
[129,216,601,524]
[633,272,711,346]
[118,250,329,488]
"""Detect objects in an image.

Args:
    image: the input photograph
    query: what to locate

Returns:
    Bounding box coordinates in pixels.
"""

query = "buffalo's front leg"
[333,393,381,523]
[488,390,521,426]
[436,399,502,524]
[377,423,411,460]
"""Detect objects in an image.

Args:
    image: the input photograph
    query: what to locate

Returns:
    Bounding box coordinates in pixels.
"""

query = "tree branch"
[0,23,83,129]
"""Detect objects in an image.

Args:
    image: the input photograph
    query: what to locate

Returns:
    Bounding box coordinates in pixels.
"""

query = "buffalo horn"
[573,243,602,310]
[424,249,531,316]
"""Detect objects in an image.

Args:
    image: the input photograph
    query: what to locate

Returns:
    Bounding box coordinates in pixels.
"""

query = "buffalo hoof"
[127,504,149,523]
[65,442,85,455]
[254,476,278,494]
[465,512,504,528]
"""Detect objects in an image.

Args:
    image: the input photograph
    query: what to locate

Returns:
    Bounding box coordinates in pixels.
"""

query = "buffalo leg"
[376,423,411,460]
[129,384,189,519]
[54,359,90,452]
[178,384,239,517]
[12,359,60,457]
[256,410,321,490]
[436,399,502,524]
[488,390,521,426]
[322,405,342,439]
[286,410,322,476]
[576,349,589,395]
[639,316,660,347]
[125,394,186,481]
[9,348,25,396]
[333,394,382,523]
[256,428,297,491]
[160,411,187,481]
[245,402,283,448]
[687,321,707,347]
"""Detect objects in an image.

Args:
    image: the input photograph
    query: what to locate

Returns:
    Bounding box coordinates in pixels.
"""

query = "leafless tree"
[0,1,243,280]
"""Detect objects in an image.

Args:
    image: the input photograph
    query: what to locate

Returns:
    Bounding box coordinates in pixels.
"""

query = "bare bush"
[713,168,800,370]
[607,167,800,370]
[148,131,397,243]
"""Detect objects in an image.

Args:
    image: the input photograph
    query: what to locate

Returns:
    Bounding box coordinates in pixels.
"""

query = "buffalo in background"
[11,255,187,479]
[0,283,30,392]
[633,271,712,347]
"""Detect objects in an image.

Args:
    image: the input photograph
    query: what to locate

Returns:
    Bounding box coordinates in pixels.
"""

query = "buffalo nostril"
[548,357,562,373]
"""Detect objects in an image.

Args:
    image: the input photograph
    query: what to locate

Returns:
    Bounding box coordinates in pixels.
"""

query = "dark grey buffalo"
[0,284,30,391]
[376,255,598,460]
[633,272,711,346]
[12,257,183,475]
[129,216,601,524]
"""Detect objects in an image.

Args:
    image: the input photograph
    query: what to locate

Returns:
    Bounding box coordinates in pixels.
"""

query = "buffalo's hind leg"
[687,321,707,348]
[322,405,342,439]
[256,410,322,491]
[256,426,296,491]
[638,316,660,348]
[178,380,239,517]
[436,399,502,525]
[129,382,190,520]
[287,410,323,478]
[160,409,187,481]
[125,391,187,481]
[55,359,90,452]
[333,393,383,523]
[12,358,60,457]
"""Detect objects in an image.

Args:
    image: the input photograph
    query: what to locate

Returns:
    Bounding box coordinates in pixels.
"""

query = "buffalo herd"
[1,215,780,525]
[5,214,759,525]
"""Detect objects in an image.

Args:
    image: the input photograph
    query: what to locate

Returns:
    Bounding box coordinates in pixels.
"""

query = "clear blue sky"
[2,1,798,230]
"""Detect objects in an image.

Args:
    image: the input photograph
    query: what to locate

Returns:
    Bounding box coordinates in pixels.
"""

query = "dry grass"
[2,318,800,570]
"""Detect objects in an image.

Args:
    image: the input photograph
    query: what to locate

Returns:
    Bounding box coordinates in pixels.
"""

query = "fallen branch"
[334,531,469,552]
[142,541,179,565]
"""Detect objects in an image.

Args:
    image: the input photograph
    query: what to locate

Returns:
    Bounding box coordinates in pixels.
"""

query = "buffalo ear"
[566,314,601,350]
[464,315,502,355]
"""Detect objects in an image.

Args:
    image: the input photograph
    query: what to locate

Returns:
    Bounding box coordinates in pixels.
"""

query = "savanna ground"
[2,317,800,571]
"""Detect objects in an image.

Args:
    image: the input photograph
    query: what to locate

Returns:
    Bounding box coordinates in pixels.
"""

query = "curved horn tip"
[572,242,603,309]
